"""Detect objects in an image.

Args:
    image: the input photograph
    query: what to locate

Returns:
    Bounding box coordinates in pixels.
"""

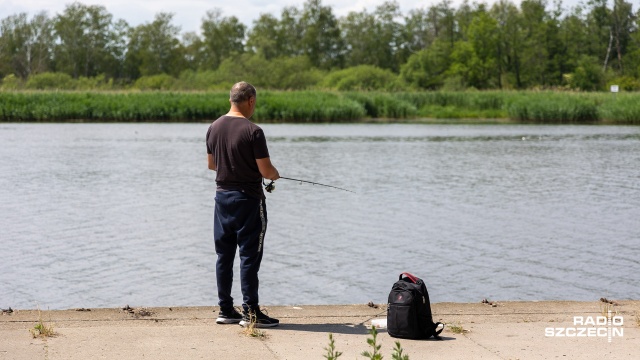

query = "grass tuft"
[448,322,468,334]
[600,303,618,318]
[241,311,268,339]
[29,307,55,338]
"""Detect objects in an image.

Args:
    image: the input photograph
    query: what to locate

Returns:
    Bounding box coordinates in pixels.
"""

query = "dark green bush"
[321,65,406,91]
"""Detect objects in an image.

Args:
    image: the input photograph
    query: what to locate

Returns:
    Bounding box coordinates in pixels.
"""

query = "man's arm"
[208,154,216,171]
[256,157,280,180]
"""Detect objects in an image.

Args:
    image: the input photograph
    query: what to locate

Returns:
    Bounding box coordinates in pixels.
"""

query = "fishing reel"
[263,179,275,193]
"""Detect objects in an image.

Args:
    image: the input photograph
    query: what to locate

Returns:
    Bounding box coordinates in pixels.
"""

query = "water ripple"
[1,123,639,309]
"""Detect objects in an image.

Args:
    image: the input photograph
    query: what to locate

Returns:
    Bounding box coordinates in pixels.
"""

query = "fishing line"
[263,177,354,193]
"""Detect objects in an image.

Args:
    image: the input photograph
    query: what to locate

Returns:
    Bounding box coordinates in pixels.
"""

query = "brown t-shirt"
[206,115,270,199]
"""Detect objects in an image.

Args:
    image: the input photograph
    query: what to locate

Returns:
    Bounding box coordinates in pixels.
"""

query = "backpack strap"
[400,272,419,283]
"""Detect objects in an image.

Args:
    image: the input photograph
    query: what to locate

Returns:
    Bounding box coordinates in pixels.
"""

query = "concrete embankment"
[1,301,638,359]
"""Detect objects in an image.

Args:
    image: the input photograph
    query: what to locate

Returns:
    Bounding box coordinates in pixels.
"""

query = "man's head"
[229,81,257,118]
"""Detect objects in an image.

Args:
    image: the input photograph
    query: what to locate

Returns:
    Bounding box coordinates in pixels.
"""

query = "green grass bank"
[0,90,638,124]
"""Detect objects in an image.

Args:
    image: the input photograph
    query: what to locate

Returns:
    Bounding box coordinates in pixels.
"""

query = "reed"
[598,93,640,124]
[0,91,367,122]
[1,90,639,123]
[343,92,417,118]
[395,91,511,119]
[254,91,365,122]
[0,92,230,122]
[507,92,599,123]
[398,91,509,109]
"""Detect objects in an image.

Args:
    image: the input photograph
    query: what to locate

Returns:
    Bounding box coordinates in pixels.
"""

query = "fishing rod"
[263,177,355,193]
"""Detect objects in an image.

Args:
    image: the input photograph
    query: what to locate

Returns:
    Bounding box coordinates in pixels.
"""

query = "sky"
[2,0,588,34]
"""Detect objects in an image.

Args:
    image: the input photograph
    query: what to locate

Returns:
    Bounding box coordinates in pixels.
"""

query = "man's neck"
[226,110,246,118]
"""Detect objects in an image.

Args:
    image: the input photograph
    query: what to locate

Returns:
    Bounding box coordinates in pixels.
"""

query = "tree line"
[1,0,639,91]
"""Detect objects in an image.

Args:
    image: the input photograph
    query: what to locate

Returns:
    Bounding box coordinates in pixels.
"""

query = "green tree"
[622,9,640,78]
[299,0,344,69]
[544,1,565,86]
[491,0,524,88]
[0,0,638,90]
[341,10,376,68]
[469,11,500,88]
[449,10,499,89]
[103,19,129,81]
[209,53,321,89]
[0,12,53,79]
[402,8,432,53]
[246,7,306,60]
[54,2,118,78]
[181,31,205,71]
[456,0,482,41]
[246,14,281,59]
[559,4,590,75]
[124,12,184,78]
[200,9,246,70]
[519,0,551,86]
[400,39,451,89]
[610,0,636,73]
[428,1,457,48]
[211,53,269,86]
[247,7,306,60]
[585,0,612,69]
[263,56,323,89]
[398,2,456,66]
[321,64,404,90]
[25,71,73,89]
[341,1,403,71]
[279,7,305,57]
[571,55,605,90]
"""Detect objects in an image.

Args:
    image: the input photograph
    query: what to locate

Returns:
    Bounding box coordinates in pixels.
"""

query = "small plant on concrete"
[241,312,267,339]
[324,333,342,360]
[600,303,618,317]
[362,325,383,360]
[448,322,467,334]
[323,326,413,359]
[391,341,409,360]
[29,307,55,338]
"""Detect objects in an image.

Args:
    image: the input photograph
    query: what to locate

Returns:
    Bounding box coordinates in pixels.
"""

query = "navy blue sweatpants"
[214,190,267,309]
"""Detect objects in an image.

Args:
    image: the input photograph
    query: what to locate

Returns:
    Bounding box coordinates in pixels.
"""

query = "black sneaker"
[216,307,243,324]
[239,306,279,328]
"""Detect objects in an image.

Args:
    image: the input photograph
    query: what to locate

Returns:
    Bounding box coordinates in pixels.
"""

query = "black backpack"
[387,272,444,340]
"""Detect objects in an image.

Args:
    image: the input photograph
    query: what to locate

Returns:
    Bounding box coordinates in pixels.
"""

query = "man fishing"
[206,81,280,328]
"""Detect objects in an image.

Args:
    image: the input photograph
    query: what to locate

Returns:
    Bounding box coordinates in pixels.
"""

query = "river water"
[1,123,638,310]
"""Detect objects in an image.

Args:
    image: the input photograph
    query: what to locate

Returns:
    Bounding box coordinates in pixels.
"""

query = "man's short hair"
[230,81,256,104]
